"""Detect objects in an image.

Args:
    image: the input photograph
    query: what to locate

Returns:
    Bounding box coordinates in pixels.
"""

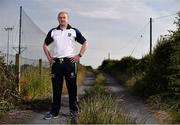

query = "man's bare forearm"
[79,41,88,56]
[43,43,52,61]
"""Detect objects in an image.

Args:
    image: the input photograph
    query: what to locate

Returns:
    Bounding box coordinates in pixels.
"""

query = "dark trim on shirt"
[44,24,86,46]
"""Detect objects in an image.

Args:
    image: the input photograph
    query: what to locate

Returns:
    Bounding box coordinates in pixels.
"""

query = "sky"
[0,0,180,68]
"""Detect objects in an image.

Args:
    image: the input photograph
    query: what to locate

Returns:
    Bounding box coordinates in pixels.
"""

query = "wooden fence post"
[15,54,21,92]
[39,59,42,75]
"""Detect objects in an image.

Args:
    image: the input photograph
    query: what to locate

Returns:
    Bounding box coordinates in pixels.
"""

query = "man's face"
[58,13,68,26]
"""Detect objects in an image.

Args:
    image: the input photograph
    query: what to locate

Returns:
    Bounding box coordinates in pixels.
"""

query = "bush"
[0,54,19,117]
[138,35,180,97]
[100,56,142,87]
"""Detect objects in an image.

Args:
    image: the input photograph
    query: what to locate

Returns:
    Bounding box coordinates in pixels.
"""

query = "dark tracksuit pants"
[50,58,78,116]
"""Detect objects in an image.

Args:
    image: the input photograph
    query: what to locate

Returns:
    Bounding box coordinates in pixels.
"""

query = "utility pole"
[4,27,14,65]
[150,17,152,55]
[19,6,22,55]
[16,6,22,92]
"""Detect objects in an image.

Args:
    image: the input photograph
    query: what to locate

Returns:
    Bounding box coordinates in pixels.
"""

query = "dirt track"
[105,74,158,124]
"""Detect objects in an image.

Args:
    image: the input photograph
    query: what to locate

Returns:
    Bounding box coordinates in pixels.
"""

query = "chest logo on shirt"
[68,33,72,37]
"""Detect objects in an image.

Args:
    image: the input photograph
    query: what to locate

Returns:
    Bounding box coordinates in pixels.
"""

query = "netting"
[0,7,49,67]
[21,9,47,63]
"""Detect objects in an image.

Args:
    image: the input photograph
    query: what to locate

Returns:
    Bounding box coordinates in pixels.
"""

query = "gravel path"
[105,74,158,124]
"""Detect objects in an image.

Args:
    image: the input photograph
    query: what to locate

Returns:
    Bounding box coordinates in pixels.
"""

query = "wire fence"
[0,52,49,72]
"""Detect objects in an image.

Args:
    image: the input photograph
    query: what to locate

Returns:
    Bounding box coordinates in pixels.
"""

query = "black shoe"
[43,112,58,120]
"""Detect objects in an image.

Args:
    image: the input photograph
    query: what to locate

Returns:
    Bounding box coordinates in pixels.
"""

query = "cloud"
[75,0,158,19]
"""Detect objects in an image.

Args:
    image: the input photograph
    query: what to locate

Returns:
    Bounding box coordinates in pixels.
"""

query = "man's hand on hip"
[49,57,55,64]
[70,55,80,63]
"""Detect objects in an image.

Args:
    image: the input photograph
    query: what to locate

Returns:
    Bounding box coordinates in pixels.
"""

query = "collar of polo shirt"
[57,24,72,30]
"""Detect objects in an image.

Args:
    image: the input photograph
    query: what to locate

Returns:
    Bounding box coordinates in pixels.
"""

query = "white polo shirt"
[45,24,86,58]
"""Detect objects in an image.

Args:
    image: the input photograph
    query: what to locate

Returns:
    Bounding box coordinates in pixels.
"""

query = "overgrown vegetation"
[0,54,20,117]
[99,56,142,88]
[20,66,52,101]
[77,72,134,124]
[20,63,88,101]
[99,12,180,123]
[0,54,89,119]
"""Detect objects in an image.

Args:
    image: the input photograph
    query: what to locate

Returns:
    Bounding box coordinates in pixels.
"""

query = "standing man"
[43,11,88,120]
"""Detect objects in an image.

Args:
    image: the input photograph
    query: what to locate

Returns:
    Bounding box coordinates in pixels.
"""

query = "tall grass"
[77,72,134,124]
[20,66,52,101]
[20,63,87,101]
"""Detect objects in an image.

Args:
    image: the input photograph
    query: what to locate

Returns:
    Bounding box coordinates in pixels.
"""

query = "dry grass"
[20,63,87,101]
[20,66,52,101]
[78,93,133,124]
[154,110,173,124]
[77,72,134,124]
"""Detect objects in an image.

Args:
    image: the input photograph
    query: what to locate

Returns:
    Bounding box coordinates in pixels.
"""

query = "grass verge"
[77,72,134,124]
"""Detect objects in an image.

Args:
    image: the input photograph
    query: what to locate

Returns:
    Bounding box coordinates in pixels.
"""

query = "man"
[43,11,88,120]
